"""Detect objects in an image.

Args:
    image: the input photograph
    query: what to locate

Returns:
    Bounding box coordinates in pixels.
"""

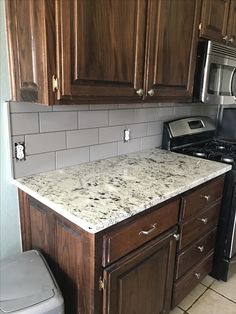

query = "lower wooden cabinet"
[103,228,177,314]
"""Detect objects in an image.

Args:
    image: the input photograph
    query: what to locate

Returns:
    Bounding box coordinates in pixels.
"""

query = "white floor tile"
[169,306,185,314]
[178,283,207,311]
[201,275,216,287]
[188,289,236,314]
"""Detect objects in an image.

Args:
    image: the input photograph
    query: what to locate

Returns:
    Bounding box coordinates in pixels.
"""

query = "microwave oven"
[194,40,236,105]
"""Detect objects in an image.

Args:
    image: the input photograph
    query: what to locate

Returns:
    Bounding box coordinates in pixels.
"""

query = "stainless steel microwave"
[194,40,236,105]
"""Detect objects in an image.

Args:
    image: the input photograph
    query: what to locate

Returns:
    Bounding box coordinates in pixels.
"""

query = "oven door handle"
[230,68,236,100]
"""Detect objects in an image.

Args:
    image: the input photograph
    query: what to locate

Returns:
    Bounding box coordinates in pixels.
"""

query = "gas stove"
[174,139,236,168]
[162,111,236,282]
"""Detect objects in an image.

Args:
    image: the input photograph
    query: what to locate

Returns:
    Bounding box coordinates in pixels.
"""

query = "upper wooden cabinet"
[200,0,236,48]
[6,0,201,105]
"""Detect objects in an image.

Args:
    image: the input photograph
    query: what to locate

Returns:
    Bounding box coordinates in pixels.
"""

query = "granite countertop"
[14,148,231,233]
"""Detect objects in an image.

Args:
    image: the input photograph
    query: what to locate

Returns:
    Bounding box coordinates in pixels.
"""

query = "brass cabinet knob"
[228,37,234,43]
[136,89,144,97]
[223,35,228,41]
[148,89,154,96]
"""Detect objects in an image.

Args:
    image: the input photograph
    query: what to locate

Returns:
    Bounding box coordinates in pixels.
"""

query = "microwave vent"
[209,41,236,59]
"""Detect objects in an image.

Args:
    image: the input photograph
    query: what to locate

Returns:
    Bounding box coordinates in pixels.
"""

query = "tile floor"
[170,263,236,314]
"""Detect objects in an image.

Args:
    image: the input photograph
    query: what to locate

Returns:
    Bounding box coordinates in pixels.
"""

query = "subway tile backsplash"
[9,102,219,178]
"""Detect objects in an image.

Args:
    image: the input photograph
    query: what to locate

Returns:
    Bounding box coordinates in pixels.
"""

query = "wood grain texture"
[55,0,147,101]
[227,0,236,47]
[172,252,214,307]
[103,198,179,266]
[144,0,201,101]
[200,0,230,42]
[103,227,177,314]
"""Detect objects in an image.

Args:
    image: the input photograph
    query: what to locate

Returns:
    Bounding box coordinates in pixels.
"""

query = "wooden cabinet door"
[144,0,201,102]
[200,0,230,42]
[227,0,236,47]
[55,0,147,103]
[103,228,177,314]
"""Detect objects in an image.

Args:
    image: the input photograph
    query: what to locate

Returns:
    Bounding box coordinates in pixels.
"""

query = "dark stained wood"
[18,190,32,251]
[179,200,221,250]
[103,227,177,314]
[55,0,147,102]
[182,176,224,221]
[200,0,231,43]
[175,228,216,279]
[144,0,201,102]
[227,0,236,47]
[103,199,179,266]
[172,252,214,307]
[5,0,55,104]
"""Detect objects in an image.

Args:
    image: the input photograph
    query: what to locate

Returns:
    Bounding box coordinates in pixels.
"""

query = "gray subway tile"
[67,129,98,148]
[90,142,118,161]
[89,104,119,110]
[10,101,52,113]
[109,109,136,126]
[118,103,143,109]
[39,112,77,132]
[141,135,162,150]
[118,138,141,155]
[11,113,39,135]
[156,107,174,120]
[127,123,148,138]
[56,147,89,169]
[99,125,124,143]
[173,106,191,117]
[147,121,163,136]
[13,152,55,178]
[135,108,157,123]
[52,104,89,111]
[25,132,66,154]
[79,110,108,129]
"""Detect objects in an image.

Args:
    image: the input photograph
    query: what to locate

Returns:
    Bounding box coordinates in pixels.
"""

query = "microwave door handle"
[230,68,236,100]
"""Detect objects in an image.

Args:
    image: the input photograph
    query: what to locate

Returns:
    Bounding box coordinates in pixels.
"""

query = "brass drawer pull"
[197,245,204,252]
[139,223,157,235]
[173,234,180,241]
[200,194,211,201]
[198,217,208,225]
[195,272,201,279]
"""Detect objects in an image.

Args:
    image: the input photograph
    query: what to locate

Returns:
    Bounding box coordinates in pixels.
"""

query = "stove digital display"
[188,120,204,129]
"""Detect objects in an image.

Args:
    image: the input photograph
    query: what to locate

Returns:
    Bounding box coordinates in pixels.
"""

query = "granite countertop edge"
[12,149,232,234]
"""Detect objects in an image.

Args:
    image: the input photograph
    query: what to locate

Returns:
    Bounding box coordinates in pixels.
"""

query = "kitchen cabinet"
[6,0,201,105]
[172,175,225,307]
[200,0,236,48]
[18,190,180,314]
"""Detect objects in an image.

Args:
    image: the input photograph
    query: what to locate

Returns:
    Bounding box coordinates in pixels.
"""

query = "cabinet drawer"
[182,176,224,221]
[175,228,216,279]
[172,252,214,307]
[179,201,221,250]
[102,199,180,267]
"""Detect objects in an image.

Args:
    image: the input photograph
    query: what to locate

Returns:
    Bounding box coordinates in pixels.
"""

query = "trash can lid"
[0,250,55,313]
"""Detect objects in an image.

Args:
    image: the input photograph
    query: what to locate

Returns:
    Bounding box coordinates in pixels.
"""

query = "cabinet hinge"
[99,277,106,291]
[198,23,202,31]
[52,75,59,92]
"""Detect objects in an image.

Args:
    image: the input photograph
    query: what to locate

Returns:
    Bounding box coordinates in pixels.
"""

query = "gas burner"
[221,156,234,164]
[193,151,207,158]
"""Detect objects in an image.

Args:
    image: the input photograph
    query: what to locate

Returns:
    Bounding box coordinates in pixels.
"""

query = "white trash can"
[0,250,64,314]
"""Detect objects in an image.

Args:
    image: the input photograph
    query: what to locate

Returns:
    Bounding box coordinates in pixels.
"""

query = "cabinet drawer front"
[179,201,221,250]
[175,228,216,279]
[182,176,224,220]
[172,253,214,307]
[102,199,180,266]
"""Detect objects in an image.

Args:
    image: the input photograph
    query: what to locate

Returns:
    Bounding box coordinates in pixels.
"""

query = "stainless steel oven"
[194,41,236,105]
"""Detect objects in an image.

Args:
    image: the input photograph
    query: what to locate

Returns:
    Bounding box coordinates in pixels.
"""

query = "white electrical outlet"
[124,129,130,142]
[15,142,25,161]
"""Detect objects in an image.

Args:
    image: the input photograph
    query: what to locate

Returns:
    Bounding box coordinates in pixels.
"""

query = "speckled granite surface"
[14,149,231,233]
